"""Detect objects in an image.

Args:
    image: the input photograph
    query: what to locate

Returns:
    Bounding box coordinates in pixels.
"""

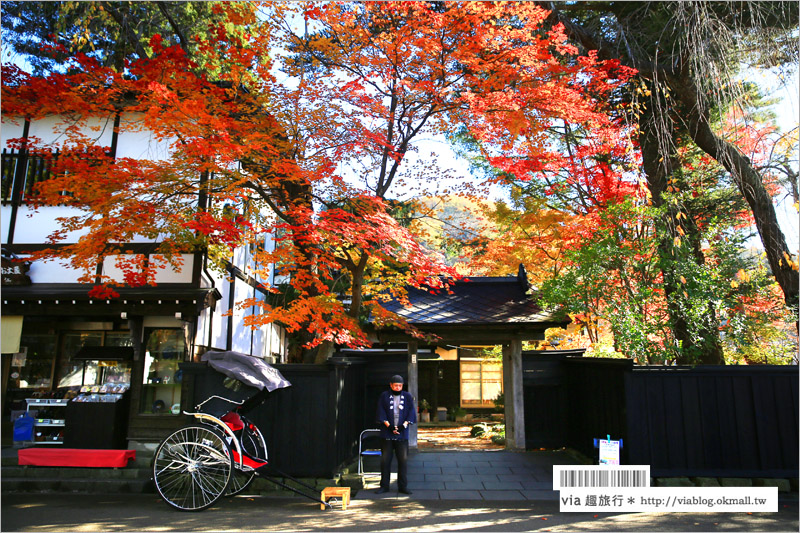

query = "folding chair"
[357,429,382,476]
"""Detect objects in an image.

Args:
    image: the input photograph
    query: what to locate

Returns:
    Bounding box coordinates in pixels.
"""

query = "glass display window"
[56,332,132,389]
[57,332,103,388]
[10,334,58,390]
[140,329,185,415]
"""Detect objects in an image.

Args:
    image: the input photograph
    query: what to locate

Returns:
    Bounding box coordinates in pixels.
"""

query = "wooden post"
[502,339,525,450]
[408,340,418,449]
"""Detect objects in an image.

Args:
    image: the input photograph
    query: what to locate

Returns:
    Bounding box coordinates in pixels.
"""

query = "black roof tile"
[382,267,562,325]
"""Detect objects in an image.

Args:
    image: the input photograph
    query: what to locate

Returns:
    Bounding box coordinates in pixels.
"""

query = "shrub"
[470,423,489,438]
[491,434,506,445]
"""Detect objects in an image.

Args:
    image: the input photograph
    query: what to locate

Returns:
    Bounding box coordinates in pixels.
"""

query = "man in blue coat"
[375,374,416,494]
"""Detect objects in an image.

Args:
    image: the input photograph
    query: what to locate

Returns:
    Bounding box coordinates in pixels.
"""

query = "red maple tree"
[2,2,637,358]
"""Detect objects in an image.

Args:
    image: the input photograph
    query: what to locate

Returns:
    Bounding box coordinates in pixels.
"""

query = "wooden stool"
[320,486,351,510]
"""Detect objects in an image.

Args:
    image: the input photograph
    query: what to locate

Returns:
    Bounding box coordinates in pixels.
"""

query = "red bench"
[18,448,136,468]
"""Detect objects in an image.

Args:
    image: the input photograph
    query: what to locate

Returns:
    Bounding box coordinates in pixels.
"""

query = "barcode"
[553,466,650,489]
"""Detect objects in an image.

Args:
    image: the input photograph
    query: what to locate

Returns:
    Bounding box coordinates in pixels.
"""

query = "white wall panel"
[1,117,25,144]
[194,306,213,353]
[27,115,115,148]
[152,254,194,283]
[101,254,194,284]
[210,277,230,350]
[116,113,173,161]
[102,254,138,283]
[3,205,92,244]
[230,280,254,355]
[29,257,86,284]
[250,293,266,358]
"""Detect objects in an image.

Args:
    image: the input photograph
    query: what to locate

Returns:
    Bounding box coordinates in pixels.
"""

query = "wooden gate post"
[503,339,525,450]
[408,340,418,449]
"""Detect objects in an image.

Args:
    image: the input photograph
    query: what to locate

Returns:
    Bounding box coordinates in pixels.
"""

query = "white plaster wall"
[152,254,194,283]
[210,278,231,350]
[101,254,194,284]
[116,113,174,161]
[102,254,138,283]
[25,115,115,149]
[194,306,212,351]
[249,292,267,358]
[232,245,247,271]
[28,257,86,284]
[1,117,25,143]
[1,205,93,244]
[230,279,254,354]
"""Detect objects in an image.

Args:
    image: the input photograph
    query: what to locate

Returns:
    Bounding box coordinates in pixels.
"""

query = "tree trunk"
[639,96,725,365]
[673,76,799,309]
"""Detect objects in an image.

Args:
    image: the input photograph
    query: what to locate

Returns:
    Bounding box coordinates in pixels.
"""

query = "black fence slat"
[624,373,649,465]
[771,376,797,468]
[679,376,704,469]
[751,374,783,470]
[731,376,760,470]
[646,376,671,468]
[662,376,687,468]
[714,376,741,470]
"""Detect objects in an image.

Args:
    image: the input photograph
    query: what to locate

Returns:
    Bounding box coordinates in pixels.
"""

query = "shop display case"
[140,329,185,415]
[24,398,69,445]
[61,346,133,449]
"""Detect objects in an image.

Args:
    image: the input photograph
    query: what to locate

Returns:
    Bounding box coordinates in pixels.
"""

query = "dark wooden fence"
[526,357,799,478]
[182,358,368,478]
[523,350,585,449]
[561,357,632,462]
[625,365,799,477]
[181,352,798,478]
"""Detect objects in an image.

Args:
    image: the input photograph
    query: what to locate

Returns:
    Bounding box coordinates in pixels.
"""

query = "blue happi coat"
[376,390,417,440]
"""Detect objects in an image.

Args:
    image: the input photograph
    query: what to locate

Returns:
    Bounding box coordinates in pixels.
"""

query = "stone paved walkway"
[417,425,504,451]
[356,449,581,501]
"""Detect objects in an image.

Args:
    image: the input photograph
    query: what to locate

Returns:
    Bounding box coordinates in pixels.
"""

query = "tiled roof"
[382,267,564,326]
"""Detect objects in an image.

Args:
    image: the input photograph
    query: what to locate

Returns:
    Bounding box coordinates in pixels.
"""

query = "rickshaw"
[151,351,333,511]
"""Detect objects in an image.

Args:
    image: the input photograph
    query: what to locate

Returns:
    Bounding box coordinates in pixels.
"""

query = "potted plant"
[419,399,431,422]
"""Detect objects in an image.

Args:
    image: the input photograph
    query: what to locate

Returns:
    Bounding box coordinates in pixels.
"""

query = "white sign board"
[598,439,620,465]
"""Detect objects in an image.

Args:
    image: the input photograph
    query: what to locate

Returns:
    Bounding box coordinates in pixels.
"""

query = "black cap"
[390,375,404,384]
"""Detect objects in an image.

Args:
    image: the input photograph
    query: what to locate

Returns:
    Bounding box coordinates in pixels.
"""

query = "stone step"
[3,446,343,497]
[3,465,152,479]
[3,464,342,498]
[1,477,153,494]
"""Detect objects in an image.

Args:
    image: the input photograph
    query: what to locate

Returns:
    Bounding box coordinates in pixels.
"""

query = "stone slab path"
[356,450,581,501]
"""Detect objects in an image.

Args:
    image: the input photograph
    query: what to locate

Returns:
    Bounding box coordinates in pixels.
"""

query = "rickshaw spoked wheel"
[152,424,233,511]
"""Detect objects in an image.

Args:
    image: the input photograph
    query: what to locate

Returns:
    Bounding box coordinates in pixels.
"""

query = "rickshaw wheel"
[228,422,268,496]
[153,424,233,511]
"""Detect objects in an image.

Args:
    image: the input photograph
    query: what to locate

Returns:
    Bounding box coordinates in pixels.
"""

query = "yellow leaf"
[730,280,739,288]
[674,236,681,247]
[676,226,685,236]
[680,276,687,284]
